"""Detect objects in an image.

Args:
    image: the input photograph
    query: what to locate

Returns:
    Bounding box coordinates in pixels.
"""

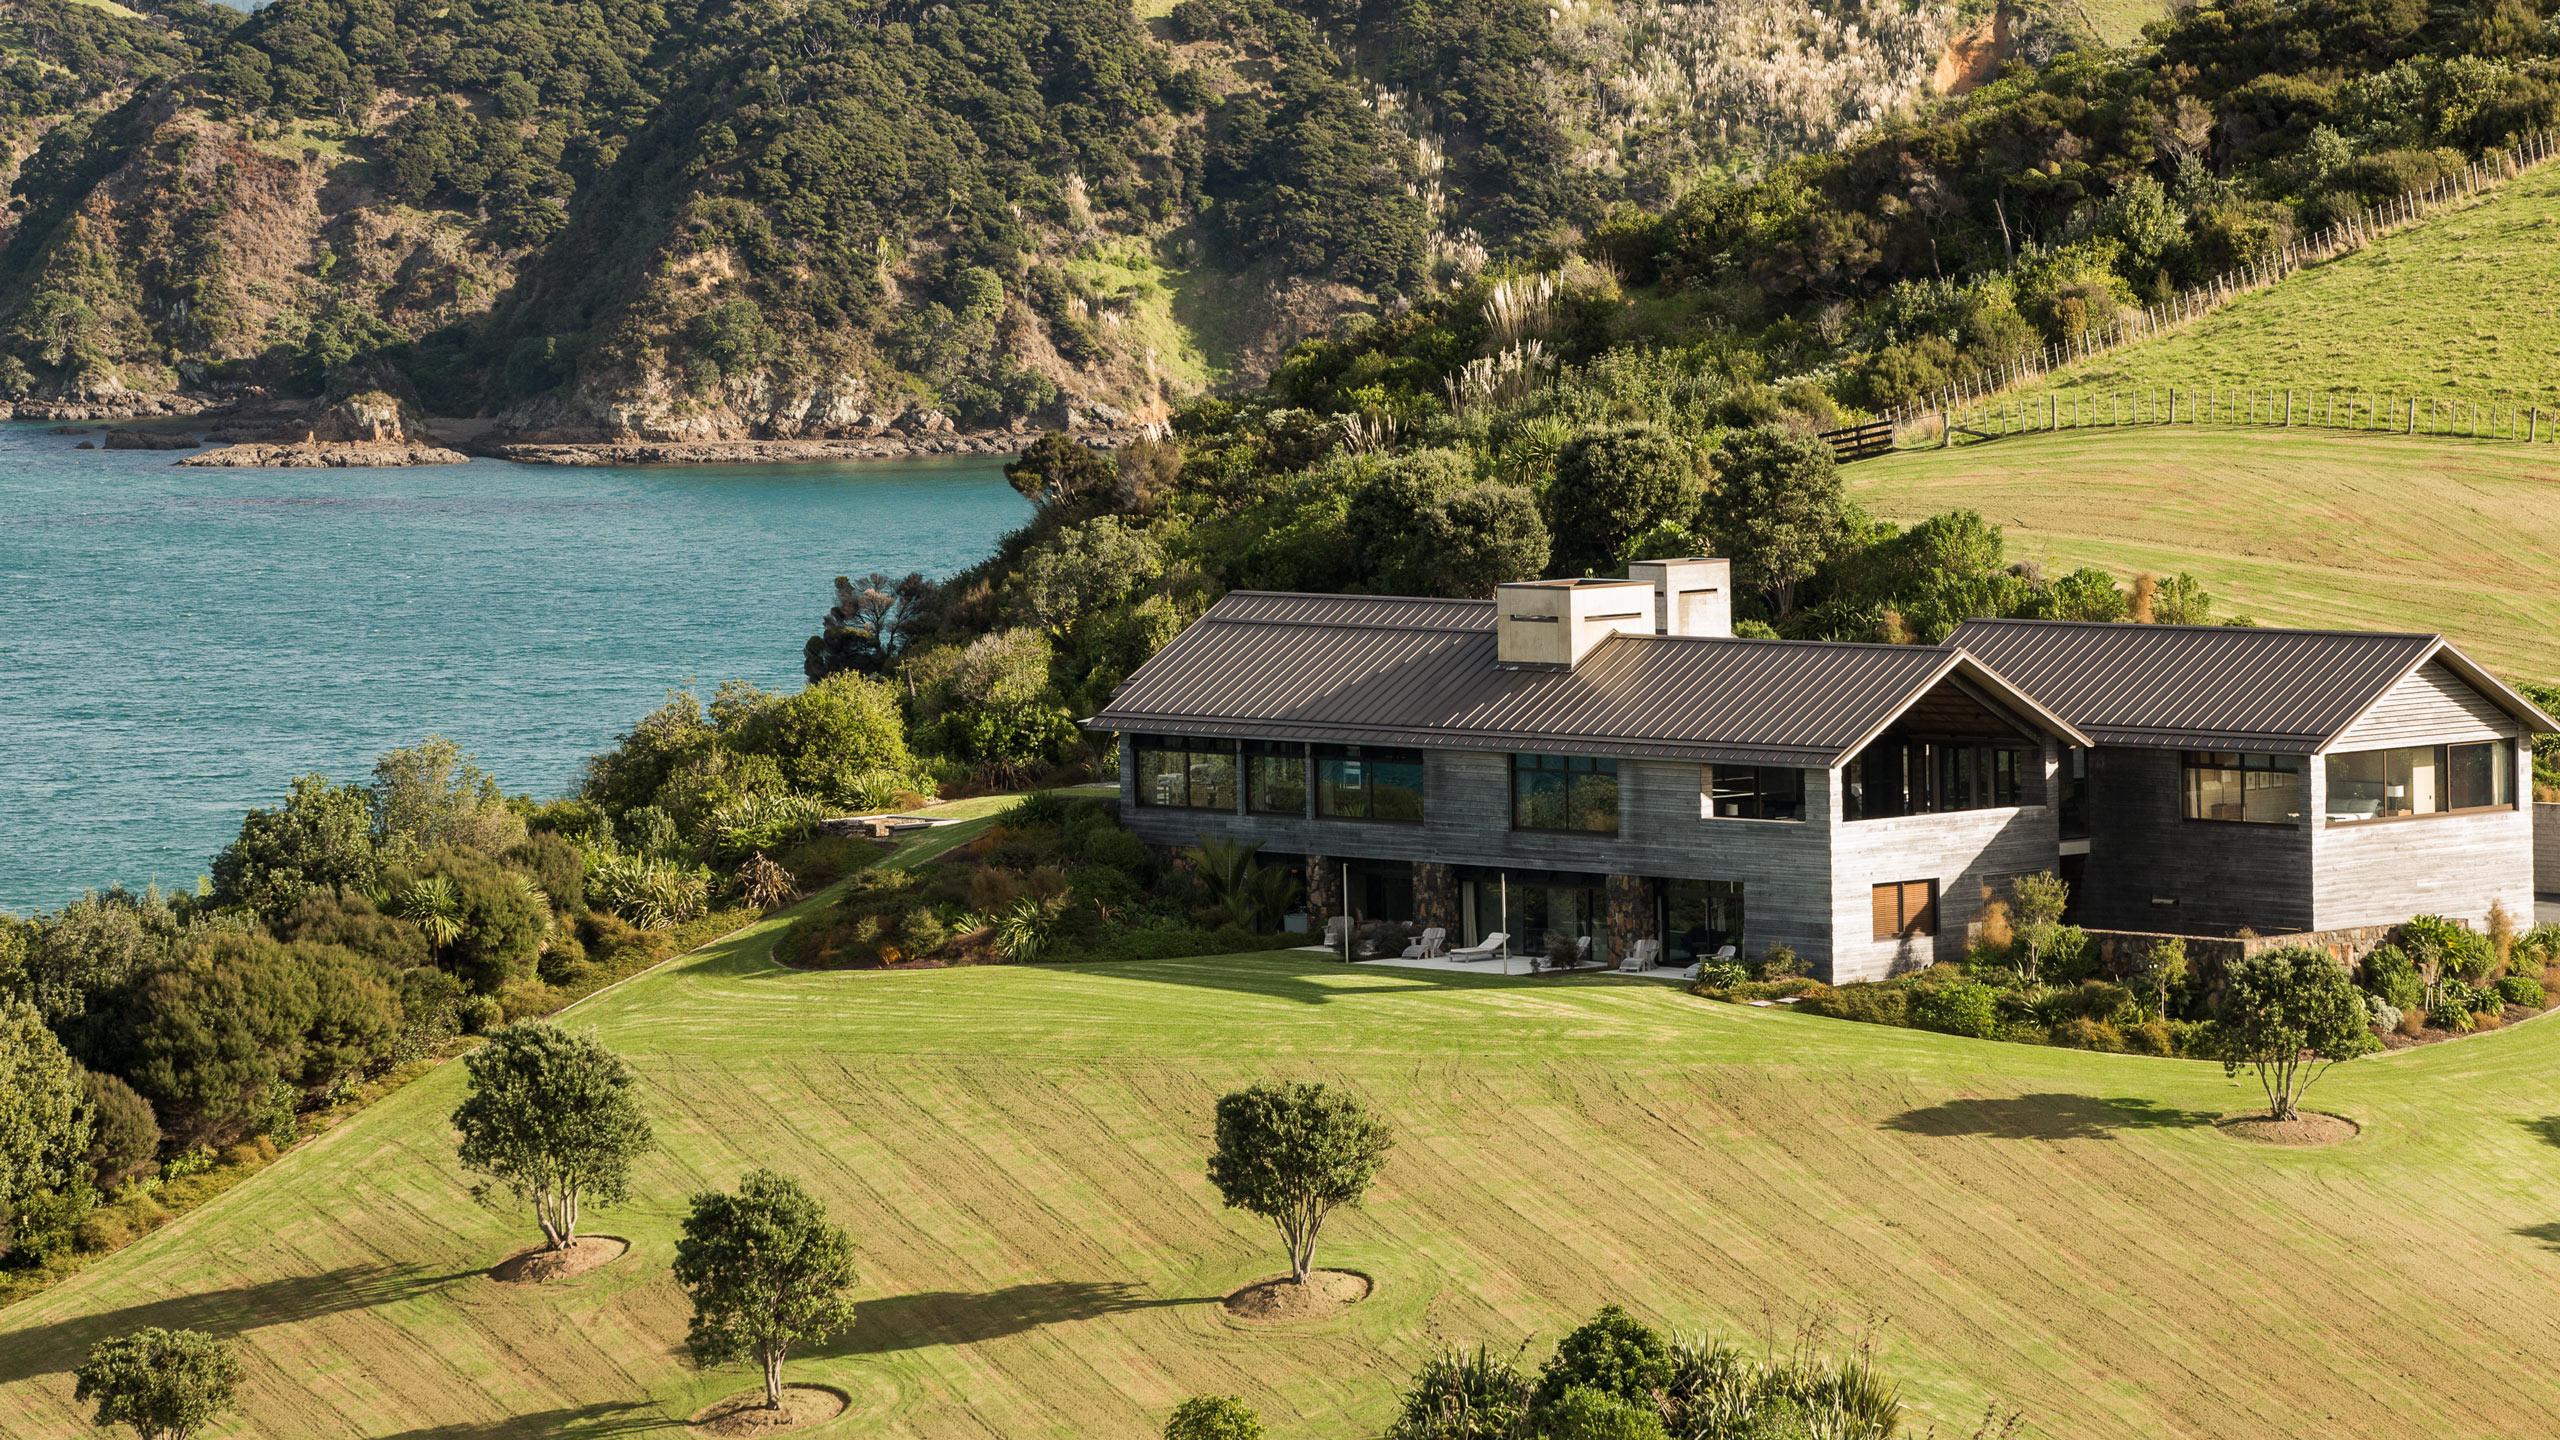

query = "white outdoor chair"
[1401,927,1448,959]
[1620,938,1660,972]
[1447,931,1507,962]
[1321,916,1354,951]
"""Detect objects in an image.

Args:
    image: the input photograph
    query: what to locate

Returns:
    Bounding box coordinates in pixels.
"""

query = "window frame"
[1703,764,1806,822]
[1132,734,1238,811]
[2324,740,2515,825]
[1511,753,1622,835]
[1312,744,1427,824]
[1870,879,1937,941]
[1243,739,1308,817]
[2179,750,2303,826]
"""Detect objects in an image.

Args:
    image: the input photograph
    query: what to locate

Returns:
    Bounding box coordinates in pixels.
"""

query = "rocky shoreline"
[481,430,1115,467]
[181,442,470,468]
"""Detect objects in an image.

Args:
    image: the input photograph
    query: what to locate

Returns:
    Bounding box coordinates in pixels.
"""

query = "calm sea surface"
[0,424,1028,911]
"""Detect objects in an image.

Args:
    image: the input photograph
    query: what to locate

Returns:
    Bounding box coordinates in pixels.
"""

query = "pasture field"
[6,893,2560,1439]
[2044,160,2560,403]
[1853,426,2560,681]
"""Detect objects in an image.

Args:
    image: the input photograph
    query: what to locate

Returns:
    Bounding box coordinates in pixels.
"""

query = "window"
[1245,740,1306,815]
[1664,881,1745,964]
[1844,741,2030,820]
[1705,765,1805,821]
[2059,747,2089,840]
[1133,735,1236,810]
[1314,745,1425,822]
[1871,880,1936,941]
[2326,742,2512,821]
[2181,751,2302,824]
[1513,754,1620,833]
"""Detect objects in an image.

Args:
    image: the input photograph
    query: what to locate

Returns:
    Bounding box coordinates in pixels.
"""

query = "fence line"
[1887,126,2560,445]
[1919,383,2560,448]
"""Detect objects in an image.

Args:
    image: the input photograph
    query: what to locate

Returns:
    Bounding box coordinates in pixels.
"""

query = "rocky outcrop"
[482,431,1116,467]
[180,442,469,468]
[103,429,199,449]
[14,394,220,421]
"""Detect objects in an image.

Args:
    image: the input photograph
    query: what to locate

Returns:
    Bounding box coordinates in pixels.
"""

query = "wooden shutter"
[1903,880,1937,937]
[1871,884,1902,940]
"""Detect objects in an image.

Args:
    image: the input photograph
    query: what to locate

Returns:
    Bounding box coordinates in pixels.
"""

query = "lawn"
[6,896,2560,1439]
[1852,426,2560,681]
[2044,160,2560,403]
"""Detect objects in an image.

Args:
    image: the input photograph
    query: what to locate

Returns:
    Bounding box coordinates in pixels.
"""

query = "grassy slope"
[6,893,2560,1438]
[2047,161,2560,401]
[1851,427,2560,681]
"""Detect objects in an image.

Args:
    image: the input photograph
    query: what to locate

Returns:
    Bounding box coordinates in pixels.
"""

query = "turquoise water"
[0,425,1029,911]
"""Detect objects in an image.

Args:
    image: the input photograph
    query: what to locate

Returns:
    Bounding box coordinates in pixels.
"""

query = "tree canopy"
[451,1022,653,1251]
[1205,1080,1393,1285]
[2213,945,2380,1120]
[73,1327,243,1440]
[672,1169,859,1410]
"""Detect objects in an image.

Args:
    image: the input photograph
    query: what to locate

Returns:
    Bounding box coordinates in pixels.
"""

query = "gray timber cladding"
[1092,591,2028,766]
[1947,618,2441,749]
[2330,660,2520,749]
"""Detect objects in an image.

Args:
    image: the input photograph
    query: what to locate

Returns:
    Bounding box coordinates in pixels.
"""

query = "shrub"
[1532,1305,1671,1411]
[2399,915,2494,981]
[2497,974,2546,1009]
[4,1183,94,1266]
[2125,1018,2179,1055]
[1165,1395,1264,1440]
[460,994,505,1035]
[2360,944,2424,1013]
[1540,1385,1670,1440]
[2049,1016,2126,1052]
[1386,1345,1533,1440]
[1755,943,1806,981]
[1804,982,1908,1028]
[1693,958,1749,989]
[1909,980,1999,1039]
[2366,997,2404,1035]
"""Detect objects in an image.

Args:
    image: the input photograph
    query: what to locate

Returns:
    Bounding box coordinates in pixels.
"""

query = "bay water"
[0,424,1029,911]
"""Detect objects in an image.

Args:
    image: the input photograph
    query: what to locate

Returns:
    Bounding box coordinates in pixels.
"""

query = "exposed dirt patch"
[1221,1268,1371,1322]
[488,1234,629,1284]
[690,1384,849,1435]
[2217,1111,2360,1147]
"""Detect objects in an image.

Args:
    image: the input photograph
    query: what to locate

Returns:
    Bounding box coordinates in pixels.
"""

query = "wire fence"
[1919,383,2560,447]
[1885,125,2560,445]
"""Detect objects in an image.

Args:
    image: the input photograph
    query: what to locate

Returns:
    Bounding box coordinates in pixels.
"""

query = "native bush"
[1802,982,1908,1027]
[1532,1304,1672,1411]
[1909,979,1999,1039]
[2497,973,2546,1008]
[2360,944,2425,1013]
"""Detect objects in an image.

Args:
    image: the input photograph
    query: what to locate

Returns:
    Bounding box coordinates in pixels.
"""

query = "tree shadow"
[0,1263,474,1388]
[1096,951,1538,1007]
[821,1280,1204,1356]
[376,1402,666,1440]
[1883,1094,2220,1141]
[2516,1223,2560,1254]
[2519,1116,2560,1150]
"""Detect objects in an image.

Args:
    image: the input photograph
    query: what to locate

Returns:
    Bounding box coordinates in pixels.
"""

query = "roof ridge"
[1958,616,2442,641]
[1218,590,1493,607]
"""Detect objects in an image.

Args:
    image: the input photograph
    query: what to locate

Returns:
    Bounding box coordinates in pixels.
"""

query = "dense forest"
[10,0,2541,436]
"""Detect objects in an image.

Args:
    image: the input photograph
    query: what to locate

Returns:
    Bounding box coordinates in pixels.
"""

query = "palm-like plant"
[735,852,797,910]
[398,876,464,961]
[1243,864,1304,933]
[1184,834,1262,913]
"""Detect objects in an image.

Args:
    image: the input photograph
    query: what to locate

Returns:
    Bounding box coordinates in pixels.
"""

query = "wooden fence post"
[2285,389,2293,426]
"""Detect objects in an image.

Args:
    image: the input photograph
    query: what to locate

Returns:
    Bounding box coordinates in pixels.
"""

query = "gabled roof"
[1090,592,2086,766]
[1946,618,2557,750]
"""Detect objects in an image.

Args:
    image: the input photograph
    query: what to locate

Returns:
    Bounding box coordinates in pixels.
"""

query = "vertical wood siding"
[2329,660,2518,750]
[2312,736,2535,929]
[2076,746,2314,935]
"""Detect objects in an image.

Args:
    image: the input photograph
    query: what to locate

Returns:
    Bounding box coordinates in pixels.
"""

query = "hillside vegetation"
[2041,159,2560,401]
[6,910,2560,1438]
[1851,427,2560,679]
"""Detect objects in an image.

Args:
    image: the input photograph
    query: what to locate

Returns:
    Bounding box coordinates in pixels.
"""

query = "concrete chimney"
[1625,556,1732,638]
[1495,579,1655,669]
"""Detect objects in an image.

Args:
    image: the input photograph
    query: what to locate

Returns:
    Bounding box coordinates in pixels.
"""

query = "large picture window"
[1314,745,1425,822]
[2181,751,2302,824]
[1513,754,1620,834]
[1134,735,1236,810]
[1844,742,2030,820]
[2326,741,2512,822]
[1244,740,1307,815]
[1704,765,1805,821]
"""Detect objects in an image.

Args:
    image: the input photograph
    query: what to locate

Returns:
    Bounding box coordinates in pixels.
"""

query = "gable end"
[2327,659,2517,751]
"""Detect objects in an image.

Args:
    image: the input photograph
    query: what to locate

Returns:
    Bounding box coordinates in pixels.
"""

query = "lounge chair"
[1446,931,1508,962]
[1620,938,1660,972]
[1401,927,1448,959]
[1321,916,1354,952]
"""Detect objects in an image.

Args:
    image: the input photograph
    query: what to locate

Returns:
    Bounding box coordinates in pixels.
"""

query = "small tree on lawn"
[2132,936,2188,1021]
[1206,1081,1393,1286]
[672,1169,858,1410]
[1166,1395,1266,1440]
[2008,872,2070,985]
[74,1328,242,1440]
[450,1022,653,1251]
[2212,945,2379,1120]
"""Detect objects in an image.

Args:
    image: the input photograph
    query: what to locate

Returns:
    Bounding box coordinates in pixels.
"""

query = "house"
[1085,561,2554,981]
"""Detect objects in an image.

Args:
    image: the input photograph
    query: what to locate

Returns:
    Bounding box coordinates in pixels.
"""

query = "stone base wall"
[1415,862,1458,933]
[1605,874,1654,967]
[1305,854,1340,928]
[2089,923,2403,1005]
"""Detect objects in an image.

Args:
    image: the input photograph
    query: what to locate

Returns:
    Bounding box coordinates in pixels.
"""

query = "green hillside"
[2046,162,2560,404]
[1851,427,2560,681]
[8,895,2560,1438]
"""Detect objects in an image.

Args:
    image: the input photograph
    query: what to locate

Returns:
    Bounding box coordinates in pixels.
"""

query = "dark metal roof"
[1945,618,2474,750]
[1091,591,2083,765]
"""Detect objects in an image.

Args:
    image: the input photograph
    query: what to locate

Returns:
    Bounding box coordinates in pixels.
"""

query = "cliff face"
[0,0,1409,434]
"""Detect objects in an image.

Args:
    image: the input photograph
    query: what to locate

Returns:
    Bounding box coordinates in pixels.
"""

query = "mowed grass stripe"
[7,928,2560,1437]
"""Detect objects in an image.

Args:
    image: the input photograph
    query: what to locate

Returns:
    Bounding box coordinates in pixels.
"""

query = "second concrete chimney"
[1625,556,1732,638]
